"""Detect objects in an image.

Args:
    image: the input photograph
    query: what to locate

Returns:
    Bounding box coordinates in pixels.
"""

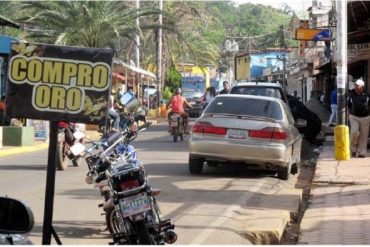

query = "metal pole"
[280,25,287,91]
[157,0,163,109]
[336,0,347,125]
[335,0,350,160]
[136,0,140,100]
[42,121,58,244]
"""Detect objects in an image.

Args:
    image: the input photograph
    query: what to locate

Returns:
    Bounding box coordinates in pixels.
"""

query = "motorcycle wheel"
[134,220,153,244]
[56,142,69,171]
[106,208,120,234]
[180,134,183,141]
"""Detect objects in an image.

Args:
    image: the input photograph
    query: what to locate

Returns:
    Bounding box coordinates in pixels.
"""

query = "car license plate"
[227,129,247,139]
[119,193,151,217]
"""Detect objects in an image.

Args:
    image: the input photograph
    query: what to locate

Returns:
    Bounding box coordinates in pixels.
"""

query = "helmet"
[175,88,182,94]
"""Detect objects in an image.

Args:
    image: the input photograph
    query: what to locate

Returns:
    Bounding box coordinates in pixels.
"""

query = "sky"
[232,0,314,18]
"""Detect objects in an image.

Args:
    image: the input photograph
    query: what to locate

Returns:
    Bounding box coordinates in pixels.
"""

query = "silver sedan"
[188,94,304,180]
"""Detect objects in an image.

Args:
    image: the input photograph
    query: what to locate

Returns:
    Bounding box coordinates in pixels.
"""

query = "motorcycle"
[0,196,34,245]
[56,122,84,171]
[71,123,177,245]
[169,114,185,142]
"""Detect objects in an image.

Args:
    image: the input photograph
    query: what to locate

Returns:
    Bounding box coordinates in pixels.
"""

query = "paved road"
[0,120,303,245]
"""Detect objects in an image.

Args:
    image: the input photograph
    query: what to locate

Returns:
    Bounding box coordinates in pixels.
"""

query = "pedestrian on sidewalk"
[327,86,337,126]
[347,79,370,158]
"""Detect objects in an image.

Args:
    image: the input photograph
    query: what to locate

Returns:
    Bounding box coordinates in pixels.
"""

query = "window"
[205,97,283,120]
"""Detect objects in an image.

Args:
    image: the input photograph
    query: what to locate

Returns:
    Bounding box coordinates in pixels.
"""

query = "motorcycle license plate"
[170,121,178,127]
[227,129,247,139]
[119,193,151,217]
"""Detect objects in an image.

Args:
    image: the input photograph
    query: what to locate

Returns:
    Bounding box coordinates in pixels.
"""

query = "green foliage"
[166,66,182,90]
[162,86,173,101]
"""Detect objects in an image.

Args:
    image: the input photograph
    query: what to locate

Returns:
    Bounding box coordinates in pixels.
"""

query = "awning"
[112,72,125,81]
[0,15,20,29]
[113,58,156,80]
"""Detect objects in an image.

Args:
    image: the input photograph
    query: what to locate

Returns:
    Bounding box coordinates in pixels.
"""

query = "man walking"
[347,79,370,158]
[328,86,337,127]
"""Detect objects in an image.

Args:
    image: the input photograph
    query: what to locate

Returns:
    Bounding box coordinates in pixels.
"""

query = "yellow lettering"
[43,61,63,84]
[92,65,108,89]
[76,63,92,87]
[10,57,27,82]
[34,85,50,108]
[62,63,77,85]
[27,59,42,83]
[66,88,82,111]
[50,86,66,109]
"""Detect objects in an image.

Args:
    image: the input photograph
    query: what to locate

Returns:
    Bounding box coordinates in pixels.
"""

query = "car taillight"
[249,127,288,140]
[120,180,139,190]
[192,121,227,135]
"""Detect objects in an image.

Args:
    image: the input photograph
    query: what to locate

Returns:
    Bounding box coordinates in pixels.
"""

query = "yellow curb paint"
[0,143,49,157]
[0,120,159,158]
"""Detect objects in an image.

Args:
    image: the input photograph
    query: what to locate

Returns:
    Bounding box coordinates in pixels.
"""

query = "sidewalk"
[299,127,370,244]
[0,118,163,158]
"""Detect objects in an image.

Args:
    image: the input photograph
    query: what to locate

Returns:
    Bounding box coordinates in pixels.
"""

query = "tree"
[18,1,160,56]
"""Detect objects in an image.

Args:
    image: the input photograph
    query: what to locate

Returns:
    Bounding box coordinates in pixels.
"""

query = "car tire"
[277,164,291,180]
[291,163,299,175]
[189,157,203,174]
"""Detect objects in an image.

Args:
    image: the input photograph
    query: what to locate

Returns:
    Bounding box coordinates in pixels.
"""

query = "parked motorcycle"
[0,196,34,245]
[56,122,84,171]
[169,114,185,142]
[71,123,177,245]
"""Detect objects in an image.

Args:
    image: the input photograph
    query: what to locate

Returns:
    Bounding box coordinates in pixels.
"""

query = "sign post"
[6,42,113,244]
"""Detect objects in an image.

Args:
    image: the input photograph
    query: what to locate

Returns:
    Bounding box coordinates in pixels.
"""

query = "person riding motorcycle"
[166,88,192,133]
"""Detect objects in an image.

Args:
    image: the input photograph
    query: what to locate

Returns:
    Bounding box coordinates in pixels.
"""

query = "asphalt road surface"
[0,120,304,245]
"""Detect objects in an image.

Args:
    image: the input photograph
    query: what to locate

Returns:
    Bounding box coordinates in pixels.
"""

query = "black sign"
[6,42,113,124]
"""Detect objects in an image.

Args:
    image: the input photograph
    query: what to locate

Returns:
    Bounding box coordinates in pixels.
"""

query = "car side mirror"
[295,119,307,128]
[0,197,34,234]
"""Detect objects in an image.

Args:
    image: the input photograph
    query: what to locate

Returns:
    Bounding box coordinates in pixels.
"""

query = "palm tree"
[138,1,223,93]
[18,1,160,56]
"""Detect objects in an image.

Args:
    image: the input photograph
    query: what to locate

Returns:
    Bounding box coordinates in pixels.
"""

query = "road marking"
[190,179,267,244]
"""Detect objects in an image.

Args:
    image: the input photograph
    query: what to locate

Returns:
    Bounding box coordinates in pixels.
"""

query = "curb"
[0,120,161,158]
[0,142,49,157]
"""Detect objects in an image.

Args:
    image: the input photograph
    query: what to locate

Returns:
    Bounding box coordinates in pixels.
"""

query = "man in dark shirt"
[218,81,230,95]
[347,79,370,158]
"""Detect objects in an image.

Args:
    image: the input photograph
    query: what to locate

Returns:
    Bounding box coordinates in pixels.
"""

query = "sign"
[348,43,370,62]
[27,119,49,141]
[6,42,113,124]
[295,28,331,41]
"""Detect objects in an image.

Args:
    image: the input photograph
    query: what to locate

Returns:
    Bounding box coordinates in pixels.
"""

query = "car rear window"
[204,97,283,120]
[230,86,283,100]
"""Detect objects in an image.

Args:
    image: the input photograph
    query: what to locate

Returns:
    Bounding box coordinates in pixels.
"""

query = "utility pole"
[136,0,140,99]
[156,0,163,109]
[334,0,350,160]
[280,25,287,91]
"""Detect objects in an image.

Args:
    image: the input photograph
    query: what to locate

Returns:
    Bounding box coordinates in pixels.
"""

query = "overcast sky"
[232,0,319,18]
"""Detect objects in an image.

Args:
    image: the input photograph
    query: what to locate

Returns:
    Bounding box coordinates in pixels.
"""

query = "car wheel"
[290,163,299,175]
[277,164,291,180]
[189,157,203,174]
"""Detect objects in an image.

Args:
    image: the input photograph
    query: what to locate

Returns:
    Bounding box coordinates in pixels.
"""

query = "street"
[0,120,308,245]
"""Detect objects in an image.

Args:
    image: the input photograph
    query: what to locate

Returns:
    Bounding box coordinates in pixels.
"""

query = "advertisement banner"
[6,42,113,124]
[295,28,331,41]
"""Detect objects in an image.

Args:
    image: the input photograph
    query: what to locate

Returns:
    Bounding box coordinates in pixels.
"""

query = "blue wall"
[0,35,18,54]
[250,51,287,79]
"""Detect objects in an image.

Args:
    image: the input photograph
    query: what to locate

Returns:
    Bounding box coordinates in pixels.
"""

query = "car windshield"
[230,86,282,100]
[204,97,283,120]
[183,90,202,99]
